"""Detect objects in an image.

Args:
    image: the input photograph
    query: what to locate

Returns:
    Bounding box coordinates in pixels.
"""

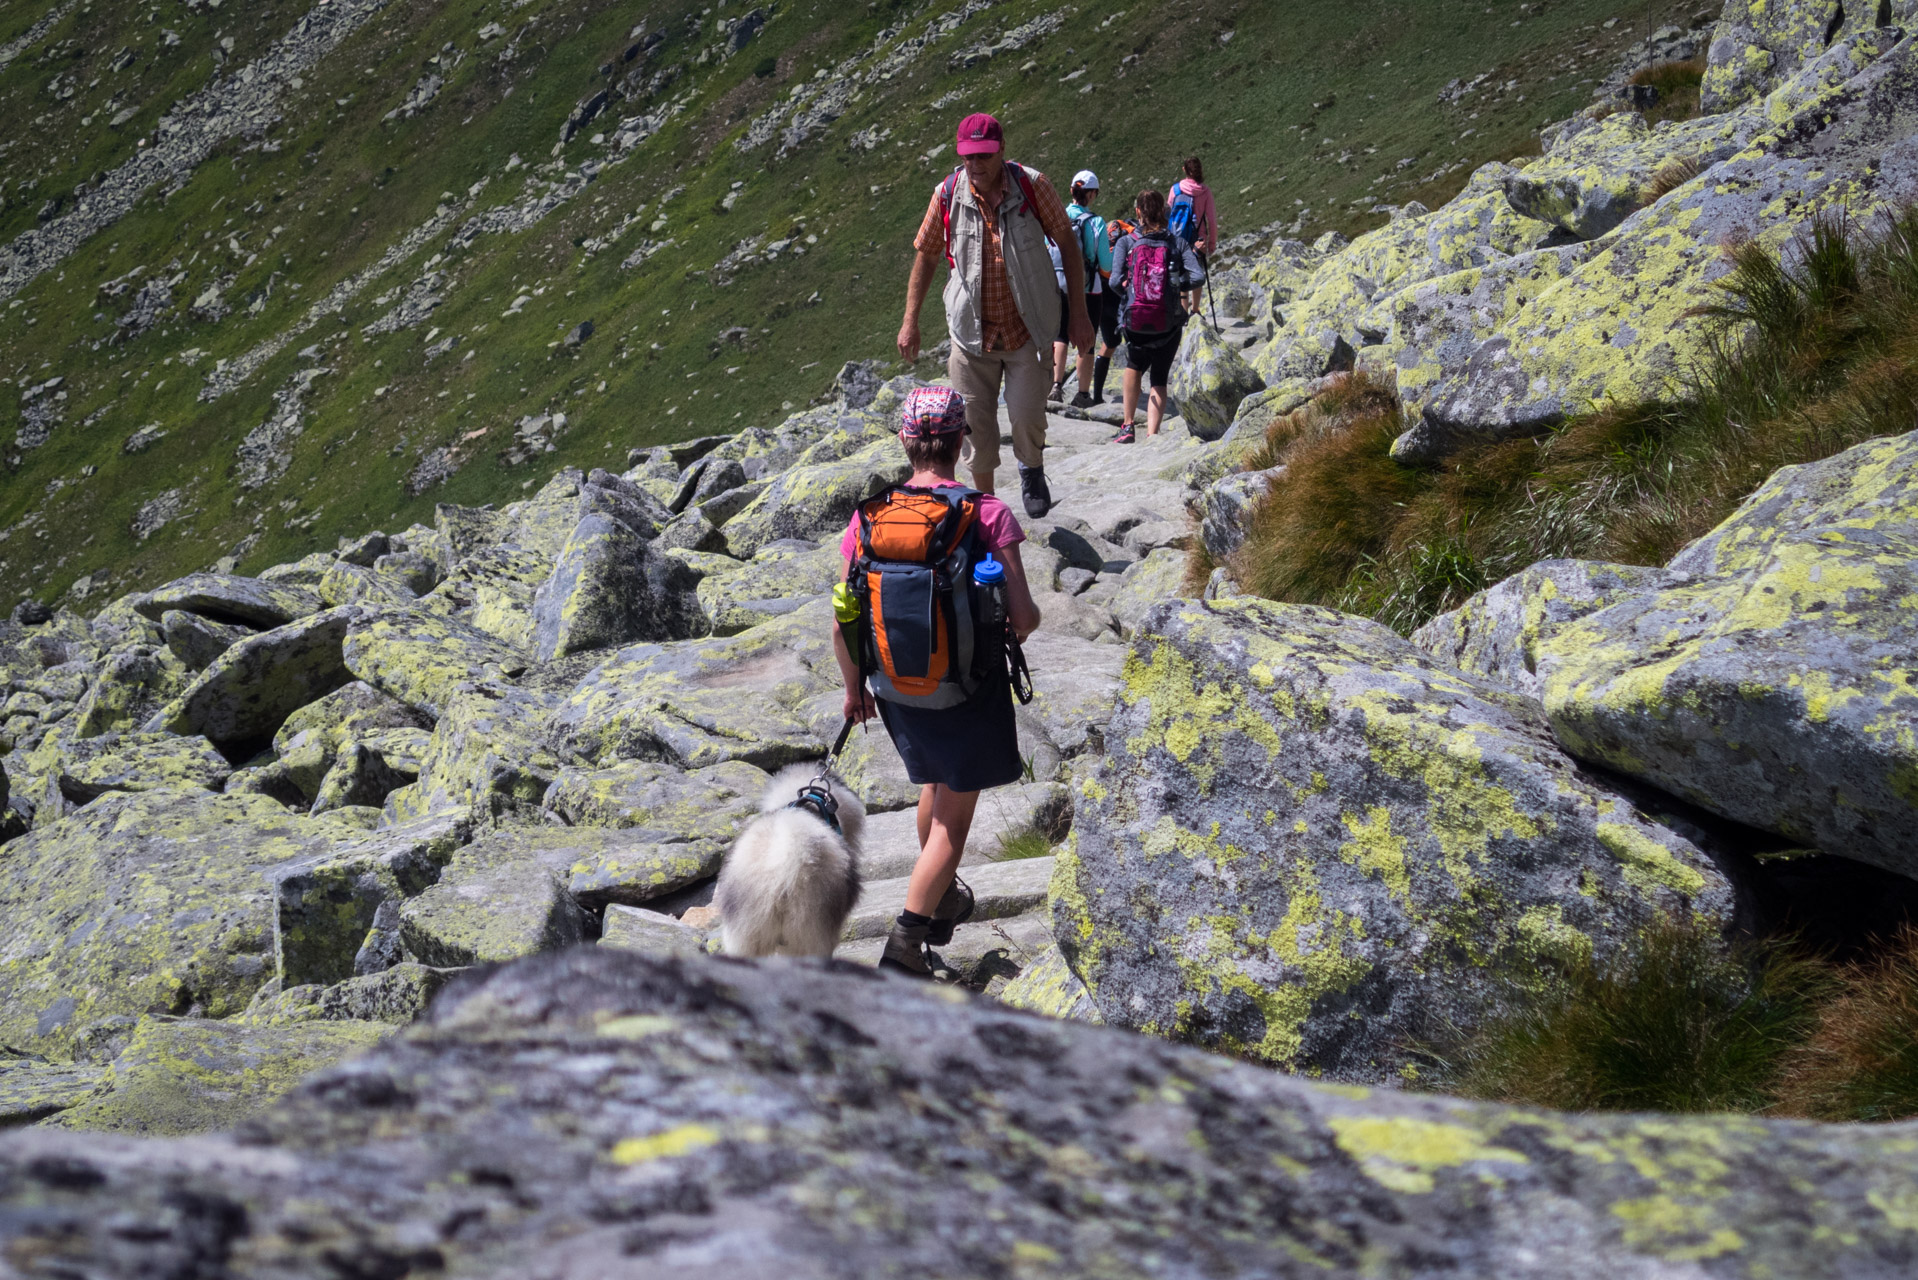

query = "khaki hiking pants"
[949,341,1048,475]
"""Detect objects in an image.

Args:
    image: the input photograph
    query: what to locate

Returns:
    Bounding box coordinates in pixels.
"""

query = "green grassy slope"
[0,0,1691,607]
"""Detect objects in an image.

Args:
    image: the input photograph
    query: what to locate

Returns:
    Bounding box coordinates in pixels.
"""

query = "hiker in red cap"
[898,112,1092,519]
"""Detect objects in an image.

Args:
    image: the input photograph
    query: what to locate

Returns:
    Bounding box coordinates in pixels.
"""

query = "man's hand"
[1068,302,1094,356]
[844,685,877,724]
[897,317,921,364]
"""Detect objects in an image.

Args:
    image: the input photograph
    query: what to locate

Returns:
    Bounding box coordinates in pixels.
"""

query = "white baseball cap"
[1071,169,1100,190]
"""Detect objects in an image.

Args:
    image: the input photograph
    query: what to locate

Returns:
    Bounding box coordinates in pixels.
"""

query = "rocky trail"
[8,4,1918,1273]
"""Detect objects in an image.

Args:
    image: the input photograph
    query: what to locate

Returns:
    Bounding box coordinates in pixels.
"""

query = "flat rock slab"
[8,949,1918,1276]
[1062,598,1738,1081]
[48,1014,390,1136]
[133,573,322,629]
[0,1059,110,1126]
[542,758,767,838]
[858,782,1067,880]
[343,606,527,720]
[153,606,359,744]
[843,855,1054,941]
[551,600,838,770]
[398,835,589,966]
[41,731,231,801]
[1538,428,1918,876]
[599,904,709,956]
[0,789,361,1057]
[471,824,731,910]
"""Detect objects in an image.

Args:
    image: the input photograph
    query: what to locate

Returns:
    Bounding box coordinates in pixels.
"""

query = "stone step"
[857,781,1066,880]
[841,855,1054,941]
[834,910,1055,993]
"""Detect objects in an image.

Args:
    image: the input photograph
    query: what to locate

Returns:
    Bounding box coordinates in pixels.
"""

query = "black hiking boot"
[1019,466,1053,518]
[1069,389,1097,409]
[878,916,934,978]
[925,876,975,947]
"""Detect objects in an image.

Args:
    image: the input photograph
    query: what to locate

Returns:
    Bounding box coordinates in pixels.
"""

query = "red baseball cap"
[954,112,1004,156]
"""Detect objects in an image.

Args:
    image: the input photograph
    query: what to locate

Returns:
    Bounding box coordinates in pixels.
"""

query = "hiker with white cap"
[898,112,1093,518]
[1065,170,1118,408]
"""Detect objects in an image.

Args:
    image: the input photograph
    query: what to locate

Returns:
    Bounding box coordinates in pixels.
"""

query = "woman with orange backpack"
[834,386,1042,977]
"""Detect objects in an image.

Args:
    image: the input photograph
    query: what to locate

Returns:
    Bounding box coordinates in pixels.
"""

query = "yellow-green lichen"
[1327,1115,1529,1195]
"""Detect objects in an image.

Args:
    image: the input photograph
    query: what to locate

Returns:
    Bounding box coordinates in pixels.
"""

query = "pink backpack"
[1125,236,1179,334]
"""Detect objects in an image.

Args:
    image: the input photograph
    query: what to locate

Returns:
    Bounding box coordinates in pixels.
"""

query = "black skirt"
[875,670,1022,793]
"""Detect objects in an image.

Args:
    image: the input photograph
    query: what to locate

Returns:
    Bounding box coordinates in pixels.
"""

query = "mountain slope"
[0,0,1690,608]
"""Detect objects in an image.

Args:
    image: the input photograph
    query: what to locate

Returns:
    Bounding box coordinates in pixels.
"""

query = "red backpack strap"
[938,168,963,269]
[1005,162,1041,219]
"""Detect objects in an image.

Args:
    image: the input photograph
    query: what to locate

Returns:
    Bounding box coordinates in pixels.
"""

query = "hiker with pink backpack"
[1108,189,1206,444]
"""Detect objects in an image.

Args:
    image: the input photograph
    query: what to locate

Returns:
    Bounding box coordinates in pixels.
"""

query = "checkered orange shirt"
[915,164,1074,352]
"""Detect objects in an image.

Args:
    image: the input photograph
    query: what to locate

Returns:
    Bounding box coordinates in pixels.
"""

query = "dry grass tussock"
[1628,57,1706,125]
[1224,207,1918,634]
[1431,920,1918,1122]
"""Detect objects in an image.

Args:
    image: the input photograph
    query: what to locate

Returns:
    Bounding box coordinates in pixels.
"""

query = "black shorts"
[1055,289,1069,343]
[875,668,1022,793]
[1123,324,1183,389]
[1088,289,1120,349]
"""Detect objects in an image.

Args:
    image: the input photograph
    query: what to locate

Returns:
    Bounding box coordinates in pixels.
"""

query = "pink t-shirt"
[839,484,1025,561]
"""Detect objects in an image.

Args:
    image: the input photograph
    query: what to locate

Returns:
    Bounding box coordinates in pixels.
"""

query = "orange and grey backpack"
[851,485,989,709]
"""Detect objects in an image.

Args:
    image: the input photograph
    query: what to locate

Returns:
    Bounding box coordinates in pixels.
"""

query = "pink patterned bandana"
[900,386,969,437]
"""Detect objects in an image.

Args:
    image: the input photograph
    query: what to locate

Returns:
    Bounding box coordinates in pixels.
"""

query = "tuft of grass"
[1629,57,1705,125]
[1228,207,1918,633]
[1432,917,1835,1115]
[994,825,1055,861]
[1776,928,1918,1123]
[1645,154,1704,202]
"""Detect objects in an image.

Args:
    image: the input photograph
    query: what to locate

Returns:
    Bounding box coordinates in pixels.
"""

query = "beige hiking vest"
[941,169,1061,358]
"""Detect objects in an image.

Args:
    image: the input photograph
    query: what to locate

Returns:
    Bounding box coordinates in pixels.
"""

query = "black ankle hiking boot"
[925,876,975,947]
[878,916,933,978]
[1019,466,1052,518]
[1069,389,1097,409]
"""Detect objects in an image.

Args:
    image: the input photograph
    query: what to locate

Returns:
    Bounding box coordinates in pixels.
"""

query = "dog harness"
[785,716,859,834]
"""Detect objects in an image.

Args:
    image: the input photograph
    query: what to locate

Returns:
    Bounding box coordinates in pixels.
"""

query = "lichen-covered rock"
[67,645,190,737]
[598,903,707,955]
[1537,429,1918,877]
[398,836,589,966]
[14,949,1918,1276]
[0,789,352,1057]
[420,542,551,651]
[150,606,359,744]
[272,849,405,989]
[550,600,838,770]
[274,679,432,761]
[1059,597,1738,1080]
[1107,547,1189,638]
[47,1015,389,1136]
[1412,559,1671,700]
[720,437,911,557]
[308,736,422,813]
[462,823,734,912]
[1421,31,1918,451]
[1700,0,1907,111]
[404,677,562,817]
[543,757,768,833]
[317,559,418,608]
[655,505,729,554]
[132,573,322,629]
[342,607,526,719]
[248,962,462,1025]
[531,511,704,660]
[432,502,511,567]
[1167,326,1265,440]
[998,943,1103,1024]
[1198,466,1282,562]
[504,467,587,560]
[0,1057,109,1125]
[35,731,231,803]
[1388,244,1593,437]
[694,540,841,636]
[159,608,251,671]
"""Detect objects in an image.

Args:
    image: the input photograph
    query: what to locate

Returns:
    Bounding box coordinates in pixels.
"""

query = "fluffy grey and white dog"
[714,764,866,958]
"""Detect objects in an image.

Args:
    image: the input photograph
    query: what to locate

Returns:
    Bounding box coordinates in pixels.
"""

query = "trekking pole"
[1206,273,1220,331]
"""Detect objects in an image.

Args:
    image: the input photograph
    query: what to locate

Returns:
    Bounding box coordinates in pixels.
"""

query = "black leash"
[789,714,861,833]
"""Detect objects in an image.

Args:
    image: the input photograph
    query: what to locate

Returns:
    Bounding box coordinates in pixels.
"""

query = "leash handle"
[829,714,857,761]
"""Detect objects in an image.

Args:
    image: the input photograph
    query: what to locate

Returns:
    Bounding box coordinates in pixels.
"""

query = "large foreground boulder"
[1058,598,1738,1081]
[7,949,1918,1276]
[0,790,358,1058]
[1538,428,1918,877]
[1167,325,1265,439]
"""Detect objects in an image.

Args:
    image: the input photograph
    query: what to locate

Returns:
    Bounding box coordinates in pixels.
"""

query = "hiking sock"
[897,909,933,930]
[1093,355,1111,399]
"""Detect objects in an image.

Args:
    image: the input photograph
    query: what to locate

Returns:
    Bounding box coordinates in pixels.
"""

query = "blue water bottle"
[972,551,1007,636]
